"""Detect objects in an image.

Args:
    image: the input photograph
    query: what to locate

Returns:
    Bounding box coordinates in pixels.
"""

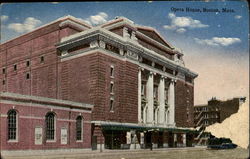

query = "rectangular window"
[76,116,82,141]
[14,64,17,71]
[110,66,114,77]
[110,82,114,94]
[26,73,30,79]
[40,56,44,63]
[2,68,6,74]
[8,110,17,140]
[26,60,30,67]
[110,98,114,111]
[3,80,5,85]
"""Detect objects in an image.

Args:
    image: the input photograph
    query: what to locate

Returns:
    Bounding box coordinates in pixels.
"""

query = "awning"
[100,123,198,133]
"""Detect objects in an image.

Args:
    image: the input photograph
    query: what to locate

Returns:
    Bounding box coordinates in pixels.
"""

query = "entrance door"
[158,132,163,148]
[168,132,174,147]
[145,132,152,148]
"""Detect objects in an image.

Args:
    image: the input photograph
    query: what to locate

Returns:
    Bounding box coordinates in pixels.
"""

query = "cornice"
[56,28,198,78]
[0,92,93,111]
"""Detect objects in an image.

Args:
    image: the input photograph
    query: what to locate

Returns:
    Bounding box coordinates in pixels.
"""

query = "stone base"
[1,148,92,157]
[152,143,158,148]
[130,144,141,149]
[97,144,105,151]
[163,143,169,148]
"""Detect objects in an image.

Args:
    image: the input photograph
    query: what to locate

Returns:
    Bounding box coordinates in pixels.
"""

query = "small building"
[193,97,246,145]
[194,97,246,127]
[0,15,198,155]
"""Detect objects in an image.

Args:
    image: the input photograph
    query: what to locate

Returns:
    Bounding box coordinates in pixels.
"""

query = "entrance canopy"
[94,121,197,133]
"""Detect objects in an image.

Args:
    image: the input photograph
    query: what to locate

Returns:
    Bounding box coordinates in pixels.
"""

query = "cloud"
[234,15,242,19]
[194,37,241,46]
[163,13,208,33]
[176,28,186,33]
[7,17,42,33]
[1,15,9,22]
[83,12,108,26]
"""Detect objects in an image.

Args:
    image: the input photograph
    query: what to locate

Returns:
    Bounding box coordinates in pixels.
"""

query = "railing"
[196,116,204,127]
[195,111,203,120]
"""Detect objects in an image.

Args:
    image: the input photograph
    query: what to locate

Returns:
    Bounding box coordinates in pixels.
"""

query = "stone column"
[138,68,142,123]
[158,76,165,125]
[183,133,186,147]
[168,79,175,126]
[174,133,177,147]
[146,72,154,124]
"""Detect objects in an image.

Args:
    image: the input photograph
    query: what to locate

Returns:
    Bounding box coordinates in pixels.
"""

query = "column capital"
[149,71,156,76]
[160,75,166,80]
[170,78,177,83]
[138,67,144,71]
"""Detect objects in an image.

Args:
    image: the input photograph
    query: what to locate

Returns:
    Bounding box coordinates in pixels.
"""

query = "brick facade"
[0,16,197,152]
[175,80,194,127]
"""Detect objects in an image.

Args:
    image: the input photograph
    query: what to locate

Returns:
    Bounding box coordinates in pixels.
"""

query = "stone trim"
[0,92,93,111]
[56,28,198,78]
[59,20,89,31]
[60,48,193,85]
[1,148,92,157]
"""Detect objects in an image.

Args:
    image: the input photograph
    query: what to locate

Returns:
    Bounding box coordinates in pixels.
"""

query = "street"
[2,147,249,159]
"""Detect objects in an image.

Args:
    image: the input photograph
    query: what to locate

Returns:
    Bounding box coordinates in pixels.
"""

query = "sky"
[0,1,249,105]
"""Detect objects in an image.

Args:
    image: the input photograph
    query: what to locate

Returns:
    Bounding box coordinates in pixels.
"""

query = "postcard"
[0,1,249,159]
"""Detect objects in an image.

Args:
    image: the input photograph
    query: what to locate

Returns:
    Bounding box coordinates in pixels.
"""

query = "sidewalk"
[1,147,208,159]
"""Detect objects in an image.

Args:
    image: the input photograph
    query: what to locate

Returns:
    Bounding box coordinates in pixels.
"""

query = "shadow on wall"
[206,100,249,149]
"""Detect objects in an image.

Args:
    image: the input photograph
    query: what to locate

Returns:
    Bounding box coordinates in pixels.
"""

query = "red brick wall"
[175,80,194,127]
[59,52,138,123]
[60,52,139,124]
[0,103,91,150]
[0,21,82,98]
[109,27,123,36]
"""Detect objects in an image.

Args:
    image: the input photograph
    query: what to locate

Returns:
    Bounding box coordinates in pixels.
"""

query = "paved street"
[2,147,249,159]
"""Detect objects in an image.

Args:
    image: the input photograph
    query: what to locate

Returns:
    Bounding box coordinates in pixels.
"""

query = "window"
[26,73,30,79]
[26,60,30,67]
[8,110,17,140]
[2,68,5,74]
[110,82,114,94]
[110,98,114,111]
[76,116,83,141]
[46,112,55,140]
[14,64,17,71]
[2,80,5,85]
[110,66,114,77]
[40,56,44,63]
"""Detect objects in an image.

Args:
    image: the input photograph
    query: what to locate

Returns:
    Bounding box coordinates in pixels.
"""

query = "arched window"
[8,109,17,140]
[46,112,55,140]
[76,116,83,141]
